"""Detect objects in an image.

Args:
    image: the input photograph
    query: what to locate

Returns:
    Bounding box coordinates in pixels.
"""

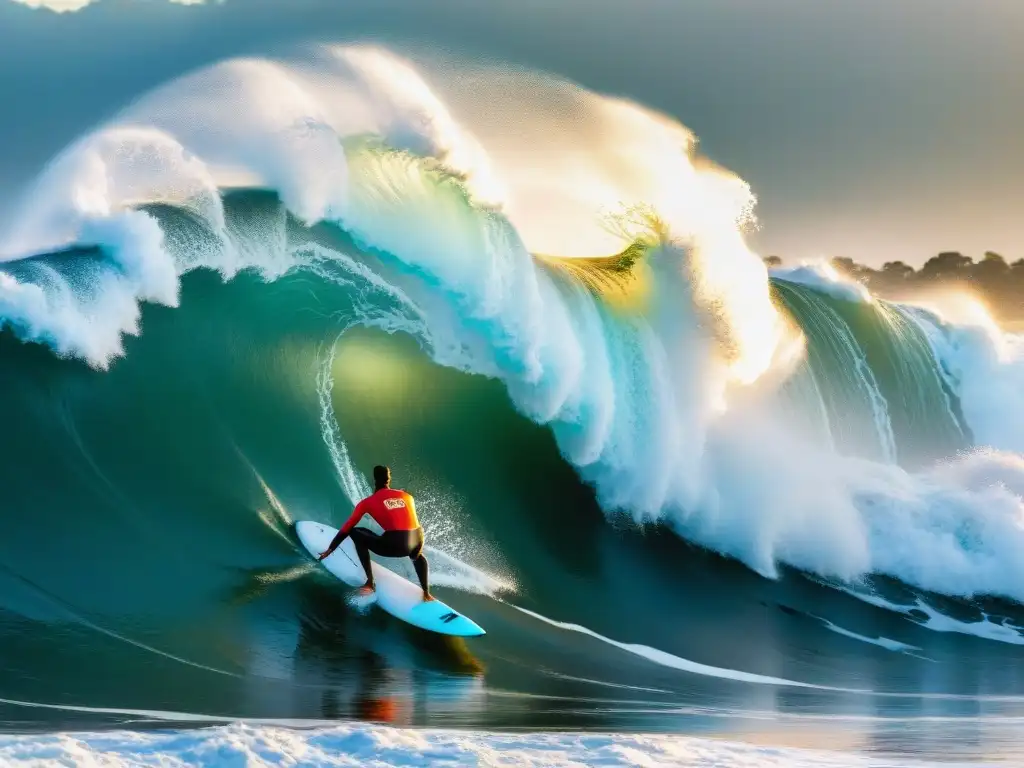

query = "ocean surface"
[1,44,1024,766]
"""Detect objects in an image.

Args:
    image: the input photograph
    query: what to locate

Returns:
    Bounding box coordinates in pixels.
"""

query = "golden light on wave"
[533,245,651,314]
[337,54,789,394]
[332,335,413,402]
[689,227,785,387]
[576,96,786,389]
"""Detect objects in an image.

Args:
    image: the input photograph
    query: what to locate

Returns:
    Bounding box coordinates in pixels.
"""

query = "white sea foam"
[818,619,922,654]
[507,603,862,693]
[0,720,987,767]
[906,303,1024,455]
[840,587,1024,646]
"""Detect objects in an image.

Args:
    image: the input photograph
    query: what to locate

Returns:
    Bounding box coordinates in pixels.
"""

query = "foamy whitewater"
[0,720,993,767]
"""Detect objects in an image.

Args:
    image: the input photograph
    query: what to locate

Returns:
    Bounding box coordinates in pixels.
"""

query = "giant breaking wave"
[3,43,1024,611]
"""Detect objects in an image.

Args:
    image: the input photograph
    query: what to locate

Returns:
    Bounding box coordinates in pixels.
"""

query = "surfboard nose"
[452,619,486,637]
[410,600,486,637]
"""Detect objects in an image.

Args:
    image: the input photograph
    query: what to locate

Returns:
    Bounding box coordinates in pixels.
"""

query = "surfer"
[317,465,434,602]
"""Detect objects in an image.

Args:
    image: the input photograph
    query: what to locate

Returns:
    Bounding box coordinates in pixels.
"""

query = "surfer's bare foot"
[357,583,375,596]
[422,592,435,602]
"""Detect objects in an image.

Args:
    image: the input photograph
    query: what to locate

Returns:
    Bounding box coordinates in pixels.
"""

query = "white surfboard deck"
[295,520,485,638]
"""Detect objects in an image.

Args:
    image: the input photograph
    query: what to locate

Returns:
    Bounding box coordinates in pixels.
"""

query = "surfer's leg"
[349,528,415,589]
[412,554,430,598]
[348,527,379,589]
[409,529,432,600]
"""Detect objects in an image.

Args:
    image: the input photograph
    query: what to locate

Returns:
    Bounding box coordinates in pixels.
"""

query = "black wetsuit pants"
[349,527,429,593]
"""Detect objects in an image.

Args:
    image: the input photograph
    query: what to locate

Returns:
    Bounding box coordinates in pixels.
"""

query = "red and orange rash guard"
[339,489,420,534]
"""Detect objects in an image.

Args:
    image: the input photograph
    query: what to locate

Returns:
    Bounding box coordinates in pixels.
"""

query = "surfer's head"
[373,465,391,491]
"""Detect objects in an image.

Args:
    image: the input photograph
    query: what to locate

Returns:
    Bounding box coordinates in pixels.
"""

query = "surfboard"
[294,520,485,638]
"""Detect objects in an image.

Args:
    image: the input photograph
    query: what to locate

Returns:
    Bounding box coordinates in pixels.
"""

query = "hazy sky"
[1,0,1020,266]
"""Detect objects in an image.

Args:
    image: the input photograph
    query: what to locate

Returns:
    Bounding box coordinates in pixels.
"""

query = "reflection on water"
[5,557,1024,765]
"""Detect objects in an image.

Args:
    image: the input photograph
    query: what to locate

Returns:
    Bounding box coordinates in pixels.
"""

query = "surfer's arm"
[317,504,365,560]
[317,524,354,560]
